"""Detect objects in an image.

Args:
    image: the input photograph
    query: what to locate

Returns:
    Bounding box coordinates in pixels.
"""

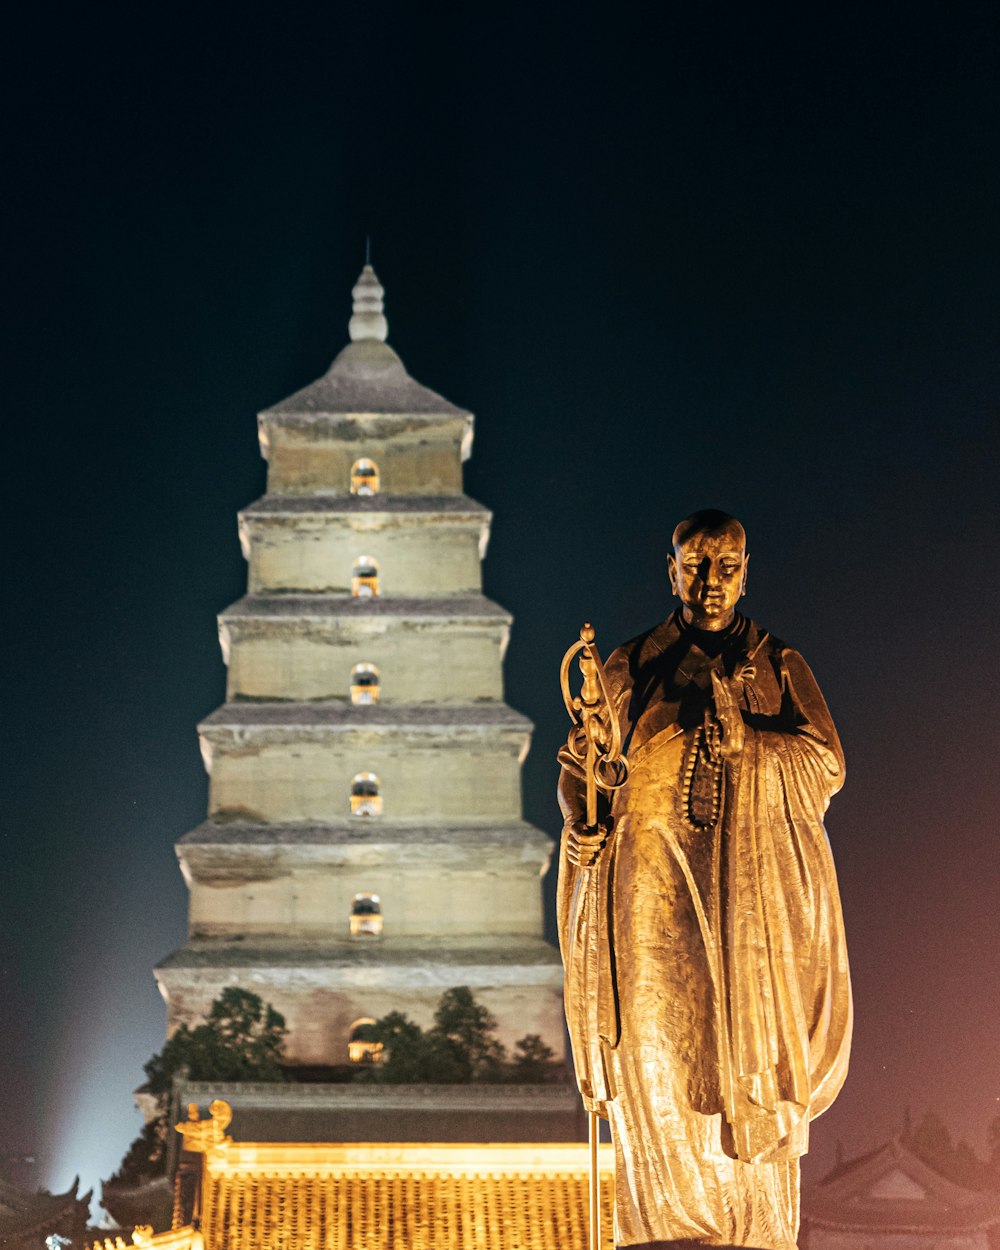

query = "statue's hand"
[564,820,610,868]
[710,670,745,759]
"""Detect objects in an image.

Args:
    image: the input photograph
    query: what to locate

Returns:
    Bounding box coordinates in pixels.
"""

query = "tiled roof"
[0,1174,91,1246]
[198,1143,614,1250]
[804,1137,1000,1233]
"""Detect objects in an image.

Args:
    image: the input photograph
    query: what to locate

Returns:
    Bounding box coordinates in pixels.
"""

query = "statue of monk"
[557,510,852,1250]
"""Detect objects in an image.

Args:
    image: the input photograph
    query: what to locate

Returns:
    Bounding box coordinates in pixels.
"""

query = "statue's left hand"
[710,670,745,759]
[563,820,610,868]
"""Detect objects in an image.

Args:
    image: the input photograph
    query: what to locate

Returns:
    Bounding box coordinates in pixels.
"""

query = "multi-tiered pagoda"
[155,265,564,1084]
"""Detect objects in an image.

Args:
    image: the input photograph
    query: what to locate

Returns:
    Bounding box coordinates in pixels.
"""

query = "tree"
[510,1033,557,1083]
[988,1116,1000,1172]
[365,987,558,1084]
[430,987,507,1082]
[364,1011,437,1083]
[906,1110,993,1190]
[144,988,288,1095]
[107,988,288,1188]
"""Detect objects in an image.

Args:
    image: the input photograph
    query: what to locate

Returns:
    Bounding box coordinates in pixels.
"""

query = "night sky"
[2,5,998,1210]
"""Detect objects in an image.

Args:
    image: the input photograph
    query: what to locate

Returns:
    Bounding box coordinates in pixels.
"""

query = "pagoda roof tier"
[241,493,489,518]
[804,1137,1000,1234]
[156,935,562,975]
[220,594,511,624]
[260,340,469,420]
[199,702,532,734]
[178,819,552,849]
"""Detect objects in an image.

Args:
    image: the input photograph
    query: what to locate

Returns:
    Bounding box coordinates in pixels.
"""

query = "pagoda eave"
[219,593,512,624]
[156,937,563,976]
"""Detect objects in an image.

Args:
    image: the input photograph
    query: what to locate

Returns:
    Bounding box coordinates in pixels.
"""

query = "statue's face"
[668,524,748,631]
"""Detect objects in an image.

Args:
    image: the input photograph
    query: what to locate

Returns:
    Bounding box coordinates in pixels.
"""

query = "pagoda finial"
[349,262,388,343]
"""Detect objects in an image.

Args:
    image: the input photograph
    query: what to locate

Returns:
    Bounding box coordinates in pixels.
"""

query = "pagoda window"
[350,663,381,706]
[350,892,383,938]
[350,458,380,496]
[350,772,382,817]
[347,1017,384,1065]
[352,555,379,598]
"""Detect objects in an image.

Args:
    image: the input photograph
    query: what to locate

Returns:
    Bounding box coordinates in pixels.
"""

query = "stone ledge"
[180,1081,579,1111]
[199,702,532,732]
[241,494,489,517]
[219,593,512,623]
[156,937,563,971]
[178,819,554,848]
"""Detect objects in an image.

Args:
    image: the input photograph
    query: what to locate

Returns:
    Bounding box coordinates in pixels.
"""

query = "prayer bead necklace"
[681,718,723,831]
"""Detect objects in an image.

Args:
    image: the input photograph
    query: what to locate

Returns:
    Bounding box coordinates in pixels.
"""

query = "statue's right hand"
[564,821,610,868]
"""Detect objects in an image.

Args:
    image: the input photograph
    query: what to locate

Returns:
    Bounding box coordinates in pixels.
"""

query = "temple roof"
[804,1137,1000,1233]
[262,265,469,419]
[198,1136,613,1250]
[0,1174,91,1246]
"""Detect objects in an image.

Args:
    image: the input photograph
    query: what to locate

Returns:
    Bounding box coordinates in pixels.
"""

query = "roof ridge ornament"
[349,263,389,343]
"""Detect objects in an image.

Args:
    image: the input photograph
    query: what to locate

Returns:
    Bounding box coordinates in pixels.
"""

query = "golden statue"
[557,510,852,1250]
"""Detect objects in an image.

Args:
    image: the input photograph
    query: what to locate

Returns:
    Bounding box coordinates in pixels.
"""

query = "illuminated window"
[347,1017,383,1065]
[352,555,379,598]
[350,772,382,817]
[350,892,383,938]
[350,663,381,706]
[350,458,380,496]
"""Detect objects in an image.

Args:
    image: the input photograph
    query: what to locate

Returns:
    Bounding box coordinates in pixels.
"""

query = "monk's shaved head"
[671,509,746,552]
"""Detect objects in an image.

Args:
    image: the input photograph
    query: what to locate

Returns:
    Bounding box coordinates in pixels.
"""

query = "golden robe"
[557,611,852,1249]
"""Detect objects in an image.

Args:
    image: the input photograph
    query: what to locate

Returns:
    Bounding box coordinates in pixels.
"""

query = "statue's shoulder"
[605,615,681,690]
[744,618,789,660]
[746,620,820,684]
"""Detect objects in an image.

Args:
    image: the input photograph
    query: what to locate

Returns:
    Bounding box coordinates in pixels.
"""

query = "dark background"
[1,3,998,1207]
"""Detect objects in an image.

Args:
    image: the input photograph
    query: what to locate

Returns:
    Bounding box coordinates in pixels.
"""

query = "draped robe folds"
[557,612,852,1250]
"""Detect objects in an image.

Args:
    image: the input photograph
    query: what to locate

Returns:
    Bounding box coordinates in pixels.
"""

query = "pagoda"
[154,264,565,1092]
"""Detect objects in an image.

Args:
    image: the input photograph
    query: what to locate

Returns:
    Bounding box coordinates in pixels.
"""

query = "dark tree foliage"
[902,1109,997,1191]
[145,988,288,1094]
[430,987,507,1082]
[107,988,288,1188]
[511,1033,557,1083]
[365,987,559,1084]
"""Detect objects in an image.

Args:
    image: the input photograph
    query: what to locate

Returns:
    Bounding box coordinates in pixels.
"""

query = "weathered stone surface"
[220,604,509,703]
[239,505,488,595]
[156,938,563,1066]
[198,704,531,824]
[159,272,565,1065]
[178,821,553,940]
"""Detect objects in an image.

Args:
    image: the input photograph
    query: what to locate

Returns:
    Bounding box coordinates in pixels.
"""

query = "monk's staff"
[560,623,629,1250]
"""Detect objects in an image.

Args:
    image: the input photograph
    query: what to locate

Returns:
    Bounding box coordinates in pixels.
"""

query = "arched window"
[347,1017,383,1065]
[350,663,381,706]
[352,555,379,598]
[350,892,383,938]
[350,772,382,817]
[350,458,380,496]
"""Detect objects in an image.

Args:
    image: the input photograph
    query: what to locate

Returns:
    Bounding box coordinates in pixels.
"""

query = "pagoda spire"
[349,263,388,343]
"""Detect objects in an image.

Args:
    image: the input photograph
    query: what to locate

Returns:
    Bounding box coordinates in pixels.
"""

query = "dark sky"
[2,4,998,1207]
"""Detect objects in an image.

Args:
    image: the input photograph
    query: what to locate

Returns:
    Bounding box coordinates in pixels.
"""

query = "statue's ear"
[741,552,750,597]
[667,552,679,595]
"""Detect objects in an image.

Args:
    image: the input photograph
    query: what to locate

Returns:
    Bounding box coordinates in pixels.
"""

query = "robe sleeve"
[722,646,852,1162]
